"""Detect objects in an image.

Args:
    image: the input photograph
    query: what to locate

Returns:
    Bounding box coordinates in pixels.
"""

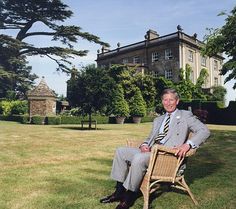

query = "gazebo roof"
[27,77,56,98]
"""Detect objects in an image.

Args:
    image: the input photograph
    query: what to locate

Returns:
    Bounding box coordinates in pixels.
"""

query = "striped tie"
[154,114,171,144]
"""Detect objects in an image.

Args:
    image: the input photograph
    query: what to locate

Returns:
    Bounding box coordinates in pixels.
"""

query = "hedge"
[31,115,45,125]
[0,114,156,125]
[178,100,236,125]
[45,116,61,125]
[0,115,29,123]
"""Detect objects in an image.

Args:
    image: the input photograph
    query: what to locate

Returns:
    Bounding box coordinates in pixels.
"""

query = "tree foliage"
[0,100,28,115]
[129,87,146,117]
[203,6,236,89]
[108,65,156,108]
[108,65,136,101]
[110,84,130,117]
[176,64,208,101]
[67,64,114,127]
[207,85,227,107]
[134,73,156,108]
[0,0,109,98]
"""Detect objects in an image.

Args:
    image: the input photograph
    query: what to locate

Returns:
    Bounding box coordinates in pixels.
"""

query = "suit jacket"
[144,109,210,148]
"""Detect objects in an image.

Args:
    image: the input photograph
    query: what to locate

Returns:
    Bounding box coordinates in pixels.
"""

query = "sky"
[26,0,236,105]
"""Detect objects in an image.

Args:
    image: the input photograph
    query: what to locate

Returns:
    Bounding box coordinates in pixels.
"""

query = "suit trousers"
[110,147,150,192]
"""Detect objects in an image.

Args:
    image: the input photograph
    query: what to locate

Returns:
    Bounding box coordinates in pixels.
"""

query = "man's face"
[162,93,179,113]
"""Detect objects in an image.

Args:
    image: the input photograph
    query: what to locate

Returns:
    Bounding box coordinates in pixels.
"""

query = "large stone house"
[96,26,224,89]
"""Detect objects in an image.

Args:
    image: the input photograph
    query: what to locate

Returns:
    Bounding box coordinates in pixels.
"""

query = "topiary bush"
[129,88,146,117]
[110,85,130,117]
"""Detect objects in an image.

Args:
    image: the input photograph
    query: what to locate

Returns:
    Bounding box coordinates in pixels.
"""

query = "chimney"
[145,29,159,41]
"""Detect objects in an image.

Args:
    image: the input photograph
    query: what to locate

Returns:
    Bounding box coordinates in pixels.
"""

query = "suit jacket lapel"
[165,109,181,139]
[153,115,165,136]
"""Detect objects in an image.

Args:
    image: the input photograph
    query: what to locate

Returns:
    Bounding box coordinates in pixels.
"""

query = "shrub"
[31,115,45,125]
[193,109,208,123]
[0,100,28,115]
[21,115,30,124]
[61,116,82,124]
[45,116,61,125]
[0,100,13,115]
[11,100,28,115]
[111,85,129,117]
[129,88,146,117]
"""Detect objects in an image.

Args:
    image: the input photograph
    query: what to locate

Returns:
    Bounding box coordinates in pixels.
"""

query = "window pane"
[152,52,159,62]
[188,50,193,62]
[133,56,140,64]
[165,49,173,60]
[165,69,172,79]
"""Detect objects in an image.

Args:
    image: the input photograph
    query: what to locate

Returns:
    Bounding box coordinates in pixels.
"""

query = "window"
[214,77,219,86]
[165,49,173,60]
[122,58,129,64]
[201,56,206,66]
[188,50,193,62]
[152,71,158,78]
[152,52,159,62]
[133,56,140,64]
[165,69,172,79]
[214,60,218,71]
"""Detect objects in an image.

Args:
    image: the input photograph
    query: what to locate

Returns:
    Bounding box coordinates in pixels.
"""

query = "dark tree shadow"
[52,126,106,131]
[184,148,223,184]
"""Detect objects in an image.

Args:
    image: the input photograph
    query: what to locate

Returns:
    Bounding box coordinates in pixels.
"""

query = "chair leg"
[180,177,199,205]
[140,176,150,209]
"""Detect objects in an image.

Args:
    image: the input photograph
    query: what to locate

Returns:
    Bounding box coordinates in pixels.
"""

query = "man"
[100,89,210,209]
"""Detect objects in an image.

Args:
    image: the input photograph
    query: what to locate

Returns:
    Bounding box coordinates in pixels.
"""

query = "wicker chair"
[127,139,198,209]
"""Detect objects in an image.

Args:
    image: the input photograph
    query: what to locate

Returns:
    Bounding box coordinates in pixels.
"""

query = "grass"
[0,121,235,209]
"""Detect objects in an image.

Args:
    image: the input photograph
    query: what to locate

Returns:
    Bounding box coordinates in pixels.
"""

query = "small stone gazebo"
[27,77,57,118]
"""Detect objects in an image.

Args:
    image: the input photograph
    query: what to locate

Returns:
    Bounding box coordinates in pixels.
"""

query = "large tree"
[108,64,156,108]
[67,64,115,128]
[0,0,109,98]
[202,6,236,89]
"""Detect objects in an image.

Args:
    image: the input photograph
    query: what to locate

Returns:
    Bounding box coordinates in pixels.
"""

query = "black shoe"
[115,190,137,209]
[100,193,123,204]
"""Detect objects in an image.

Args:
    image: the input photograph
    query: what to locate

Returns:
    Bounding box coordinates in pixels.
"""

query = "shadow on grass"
[143,149,223,207]
[52,126,107,131]
[185,148,223,184]
[43,177,112,209]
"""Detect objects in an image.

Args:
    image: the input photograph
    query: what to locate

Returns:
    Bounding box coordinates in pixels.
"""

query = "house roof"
[27,77,56,98]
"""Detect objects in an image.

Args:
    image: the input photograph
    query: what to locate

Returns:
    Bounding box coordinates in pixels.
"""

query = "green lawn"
[0,121,235,209]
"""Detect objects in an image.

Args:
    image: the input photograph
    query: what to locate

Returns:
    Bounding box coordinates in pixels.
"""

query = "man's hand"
[173,143,191,157]
[140,144,151,153]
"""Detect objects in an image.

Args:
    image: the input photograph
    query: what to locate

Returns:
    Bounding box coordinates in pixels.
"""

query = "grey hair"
[161,88,179,100]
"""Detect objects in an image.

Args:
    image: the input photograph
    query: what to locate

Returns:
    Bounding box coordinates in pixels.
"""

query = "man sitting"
[100,88,210,209]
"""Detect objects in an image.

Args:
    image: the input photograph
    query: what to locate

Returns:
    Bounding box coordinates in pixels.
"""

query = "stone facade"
[96,26,224,89]
[27,77,56,117]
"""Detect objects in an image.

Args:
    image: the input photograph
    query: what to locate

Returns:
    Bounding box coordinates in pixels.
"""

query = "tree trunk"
[89,113,92,130]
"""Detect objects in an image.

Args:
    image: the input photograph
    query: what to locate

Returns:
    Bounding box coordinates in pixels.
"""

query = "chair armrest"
[154,145,196,157]
[126,140,196,157]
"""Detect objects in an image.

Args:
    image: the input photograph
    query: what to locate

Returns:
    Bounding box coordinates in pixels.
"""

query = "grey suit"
[110,109,210,192]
